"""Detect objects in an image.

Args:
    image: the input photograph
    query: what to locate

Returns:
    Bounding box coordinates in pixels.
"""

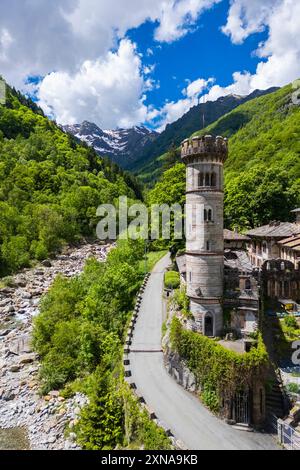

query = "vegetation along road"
[129,254,280,450]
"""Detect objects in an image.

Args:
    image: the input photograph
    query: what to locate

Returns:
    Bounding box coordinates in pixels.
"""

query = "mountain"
[131,88,279,185]
[148,83,300,230]
[63,121,159,169]
[0,82,140,275]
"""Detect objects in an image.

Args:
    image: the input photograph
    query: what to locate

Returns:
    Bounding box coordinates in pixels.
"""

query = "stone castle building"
[181,135,227,337]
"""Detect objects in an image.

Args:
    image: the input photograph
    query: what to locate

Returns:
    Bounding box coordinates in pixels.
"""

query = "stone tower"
[181,135,228,336]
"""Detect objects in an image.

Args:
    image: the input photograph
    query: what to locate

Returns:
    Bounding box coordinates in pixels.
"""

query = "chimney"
[291,208,300,225]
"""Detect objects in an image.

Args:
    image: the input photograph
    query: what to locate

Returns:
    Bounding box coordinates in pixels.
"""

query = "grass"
[0,276,16,289]
[138,250,168,274]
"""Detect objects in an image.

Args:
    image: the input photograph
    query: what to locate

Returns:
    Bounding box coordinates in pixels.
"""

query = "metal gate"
[233,390,250,425]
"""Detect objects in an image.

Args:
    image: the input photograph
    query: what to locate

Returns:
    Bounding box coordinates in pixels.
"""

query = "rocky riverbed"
[0,242,112,450]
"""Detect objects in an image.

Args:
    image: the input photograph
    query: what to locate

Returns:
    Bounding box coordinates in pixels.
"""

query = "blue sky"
[128,1,268,113]
[0,0,299,130]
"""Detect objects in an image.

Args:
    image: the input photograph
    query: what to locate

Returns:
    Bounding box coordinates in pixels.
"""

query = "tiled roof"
[247,222,300,238]
[177,250,253,273]
[224,229,250,241]
[224,250,253,272]
[278,234,300,252]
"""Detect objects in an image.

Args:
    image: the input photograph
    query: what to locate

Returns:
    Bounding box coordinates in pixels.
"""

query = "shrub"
[173,287,190,316]
[122,384,172,450]
[1,236,30,272]
[284,315,298,330]
[170,317,269,414]
[164,271,180,289]
[286,383,300,394]
[201,384,220,413]
[76,370,124,450]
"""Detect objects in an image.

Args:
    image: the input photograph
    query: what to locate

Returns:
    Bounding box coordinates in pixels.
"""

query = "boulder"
[9,334,32,355]
[42,260,52,268]
[18,354,36,365]
[10,365,21,373]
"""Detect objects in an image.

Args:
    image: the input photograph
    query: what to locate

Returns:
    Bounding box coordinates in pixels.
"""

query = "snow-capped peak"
[62,122,158,169]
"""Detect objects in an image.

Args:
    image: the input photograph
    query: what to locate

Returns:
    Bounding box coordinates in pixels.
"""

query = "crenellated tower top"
[181,135,228,162]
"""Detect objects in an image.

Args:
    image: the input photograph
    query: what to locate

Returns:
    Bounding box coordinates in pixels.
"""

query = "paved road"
[129,254,280,450]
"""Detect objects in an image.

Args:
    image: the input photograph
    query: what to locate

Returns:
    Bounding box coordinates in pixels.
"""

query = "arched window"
[245,279,251,290]
[198,173,204,187]
[205,173,210,186]
[204,207,213,222]
[206,240,211,251]
[211,172,216,187]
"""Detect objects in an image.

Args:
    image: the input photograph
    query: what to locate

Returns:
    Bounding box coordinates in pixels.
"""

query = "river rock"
[9,335,32,355]
[42,260,52,268]
[9,365,21,373]
[0,330,11,337]
[18,354,36,365]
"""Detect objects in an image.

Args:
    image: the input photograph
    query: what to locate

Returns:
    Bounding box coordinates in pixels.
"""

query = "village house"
[246,210,300,268]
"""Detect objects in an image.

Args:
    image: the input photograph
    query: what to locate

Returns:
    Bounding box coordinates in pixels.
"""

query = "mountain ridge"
[63,121,158,169]
[130,87,279,182]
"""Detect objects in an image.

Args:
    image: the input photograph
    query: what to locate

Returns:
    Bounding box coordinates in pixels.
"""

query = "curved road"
[129,254,279,450]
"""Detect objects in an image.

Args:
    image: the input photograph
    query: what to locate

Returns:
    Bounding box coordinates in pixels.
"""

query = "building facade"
[247,212,300,306]
[247,220,300,268]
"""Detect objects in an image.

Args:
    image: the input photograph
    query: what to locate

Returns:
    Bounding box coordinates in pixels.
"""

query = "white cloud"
[185,77,214,98]
[204,71,253,101]
[207,0,300,100]
[38,39,152,129]
[0,0,221,128]
[222,0,282,44]
[154,77,214,130]
[0,28,13,62]
[0,0,219,87]
[154,0,221,43]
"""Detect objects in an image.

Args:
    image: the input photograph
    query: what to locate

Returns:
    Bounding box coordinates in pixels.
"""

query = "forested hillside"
[133,88,278,185]
[148,84,300,230]
[0,83,141,275]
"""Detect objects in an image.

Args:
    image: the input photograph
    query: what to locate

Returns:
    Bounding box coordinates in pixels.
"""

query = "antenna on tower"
[202,94,206,130]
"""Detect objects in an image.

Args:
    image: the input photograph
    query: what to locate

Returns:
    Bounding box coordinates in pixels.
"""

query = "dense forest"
[148,84,300,231]
[0,83,142,276]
